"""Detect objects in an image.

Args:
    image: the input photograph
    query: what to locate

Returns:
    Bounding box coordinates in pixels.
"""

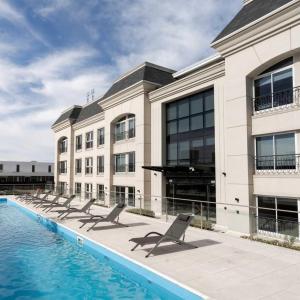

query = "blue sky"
[0,0,241,162]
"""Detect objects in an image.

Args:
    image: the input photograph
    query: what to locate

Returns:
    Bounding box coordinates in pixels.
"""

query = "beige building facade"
[53,0,300,237]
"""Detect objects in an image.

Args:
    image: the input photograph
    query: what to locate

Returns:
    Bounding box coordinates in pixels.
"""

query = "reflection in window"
[254,58,293,111]
[166,88,215,166]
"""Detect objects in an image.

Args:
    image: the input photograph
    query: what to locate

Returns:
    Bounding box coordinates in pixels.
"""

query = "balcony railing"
[113,129,135,142]
[114,164,135,173]
[255,154,300,173]
[253,86,300,114]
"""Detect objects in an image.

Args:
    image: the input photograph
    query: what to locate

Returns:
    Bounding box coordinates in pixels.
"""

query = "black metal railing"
[113,129,135,142]
[255,154,300,172]
[114,163,135,173]
[253,86,300,113]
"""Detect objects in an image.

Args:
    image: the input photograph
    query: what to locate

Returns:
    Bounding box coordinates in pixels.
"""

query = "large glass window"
[256,133,295,170]
[254,58,293,111]
[166,89,215,166]
[75,183,81,197]
[128,187,135,206]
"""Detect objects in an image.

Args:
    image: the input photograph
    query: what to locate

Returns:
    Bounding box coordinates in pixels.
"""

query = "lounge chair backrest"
[63,195,76,206]
[81,198,96,212]
[106,203,126,221]
[40,191,51,199]
[165,214,194,240]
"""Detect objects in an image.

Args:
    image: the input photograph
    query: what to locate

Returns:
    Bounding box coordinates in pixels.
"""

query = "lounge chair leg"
[145,237,165,258]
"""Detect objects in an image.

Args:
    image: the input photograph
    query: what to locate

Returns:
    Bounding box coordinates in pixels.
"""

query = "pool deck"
[9,195,300,300]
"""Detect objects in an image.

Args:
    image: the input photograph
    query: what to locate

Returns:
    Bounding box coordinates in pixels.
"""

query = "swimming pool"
[0,198,204,300]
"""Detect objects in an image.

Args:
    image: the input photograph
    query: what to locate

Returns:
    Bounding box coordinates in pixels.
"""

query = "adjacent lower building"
[0,161,54,189]
[52,0,300,238]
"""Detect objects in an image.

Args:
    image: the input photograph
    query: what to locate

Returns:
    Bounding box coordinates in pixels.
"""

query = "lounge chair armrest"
[144,232,163,238]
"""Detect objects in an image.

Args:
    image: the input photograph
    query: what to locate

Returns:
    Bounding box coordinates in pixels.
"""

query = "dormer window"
[253,57,294,112]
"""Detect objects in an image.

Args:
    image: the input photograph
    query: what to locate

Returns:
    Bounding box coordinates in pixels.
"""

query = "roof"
[52,106,82,126]
[103,62,175,99]
[212,0,294,43]
[53,62,175,127]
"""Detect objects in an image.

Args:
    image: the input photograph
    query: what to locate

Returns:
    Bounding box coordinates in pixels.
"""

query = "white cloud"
[0,0,50,47]
[0,0,241,162]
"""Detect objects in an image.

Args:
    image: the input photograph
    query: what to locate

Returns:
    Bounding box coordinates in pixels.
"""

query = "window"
[97,184,104,201]
[32,165,35,173]
[166,89,215,166]
[76,135,82,151]
[114,186,126,203]
[128,116,135,138]
[58,182,67,194]
[16,164,20,172]
[85,183,93,200]
[97,128,105,146]
[85,157,93,175]
[48,165,52,173]
[59,161,67,174]
[254,57,293,111]
[114,114,136,142]
[257,196,298,237]
[0,164,3,173]
[75,183,81,196]
[128,152,135,172]
[114,152,135,173]
[256,133,295,170]
[85,131,93,149]
[97,156,104,174]
[75,159,82,174]
[59,137,68,153]
[115,154,126,172]
[128,187,135,206]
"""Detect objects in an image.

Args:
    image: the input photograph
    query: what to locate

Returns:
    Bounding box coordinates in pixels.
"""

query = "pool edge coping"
[5,197,209,300]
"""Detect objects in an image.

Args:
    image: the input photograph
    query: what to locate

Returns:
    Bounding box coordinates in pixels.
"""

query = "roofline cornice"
[149,60,225,103]
[211,0,299,48]
[72,112,104,130]
[99,80,161,110]
[51,119,72,132]
[213,4,300,57]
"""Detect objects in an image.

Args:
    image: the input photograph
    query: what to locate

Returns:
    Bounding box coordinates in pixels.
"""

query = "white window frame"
[254,132,297,172]
[253,63,295,111]
[97,128,105,146]
[85,157,93,175]
[85,183,93,200]
[97,184,105,201]
[75,182,81,196]
[75,135,82,151]
[97,156,104,174]
[75,159,82,174]
[85,131,94,149]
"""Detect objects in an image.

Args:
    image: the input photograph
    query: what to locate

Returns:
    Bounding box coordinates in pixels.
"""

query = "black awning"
[142,165,215,176]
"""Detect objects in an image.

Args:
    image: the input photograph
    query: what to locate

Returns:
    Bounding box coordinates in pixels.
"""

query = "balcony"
[254,154,300,174]
[253,86,300,115]
[114,164,135,174]
[113,129,135,143]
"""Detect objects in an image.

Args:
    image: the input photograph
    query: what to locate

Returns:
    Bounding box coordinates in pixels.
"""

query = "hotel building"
[52,0,300,237]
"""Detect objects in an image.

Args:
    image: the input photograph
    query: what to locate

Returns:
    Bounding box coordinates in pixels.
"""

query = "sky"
[0,0,241,162]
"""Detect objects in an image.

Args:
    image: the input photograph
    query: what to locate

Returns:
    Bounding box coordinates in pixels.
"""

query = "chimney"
[243,0,254,5]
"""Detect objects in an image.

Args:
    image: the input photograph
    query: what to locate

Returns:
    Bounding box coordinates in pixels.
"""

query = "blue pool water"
[0,200,202,300]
